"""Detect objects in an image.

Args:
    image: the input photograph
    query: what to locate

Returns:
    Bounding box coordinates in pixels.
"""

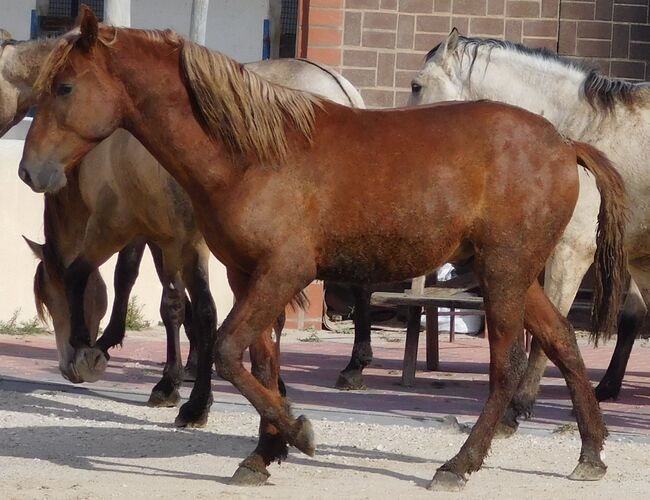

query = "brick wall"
[302,0,649,107]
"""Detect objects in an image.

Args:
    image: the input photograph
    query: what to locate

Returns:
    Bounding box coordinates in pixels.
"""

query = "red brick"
[342,67,377,86]
[453,0,487,16]
[399,0,435,13]
[310,8,344,28]
[576,21,612,40]
[395,69,419,88]
[610,60,646,80]
[397,51,427,69]
[344,11,362,45]
[523,19,557,38]
[561,2,595,21]
[395,90,412,106]
[364,12,398,29]
[309,27,343,46]
[558,20,577,54]
[612,23,630,58]
[488,0,505,16]
[506,1,540,18]
[416,15,451,33]
[306,47,342,66]
[470,17,504,36]
[362,30,397,48]
[435,0,452,12]
[541,0,559,18]
[381,0,398,9]
[576,39,611,58]
[346,0,380,8]
[312,0,343,6]
[377,52,396,86]
[414,32,446,50]
[631,25,650,43]
[522,37,557,50]
[343,49,378,67]
[505,19,523,42]
[397,14,416,48]
[360,88,395,107]
[451,16,469,34]
[594,0,613,21]
[630,42,650,62]
[613,4,647,24]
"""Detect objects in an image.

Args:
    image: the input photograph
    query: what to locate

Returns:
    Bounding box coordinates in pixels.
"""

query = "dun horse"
[0,34,374,422]
[410,30,650,427]
[20,9,626,490]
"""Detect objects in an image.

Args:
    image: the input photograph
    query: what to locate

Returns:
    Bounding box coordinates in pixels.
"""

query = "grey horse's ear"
[431,28,461,63]
[23,236,44,260]
[0,29,13,41]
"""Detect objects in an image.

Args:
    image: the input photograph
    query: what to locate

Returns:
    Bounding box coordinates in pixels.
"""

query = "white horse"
[410,29,650,429]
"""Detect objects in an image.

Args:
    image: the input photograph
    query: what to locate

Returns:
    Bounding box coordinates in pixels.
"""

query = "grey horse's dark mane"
[426,35,648,112]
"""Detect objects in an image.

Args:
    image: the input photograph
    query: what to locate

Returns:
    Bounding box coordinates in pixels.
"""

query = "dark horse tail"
[571,140,628,345]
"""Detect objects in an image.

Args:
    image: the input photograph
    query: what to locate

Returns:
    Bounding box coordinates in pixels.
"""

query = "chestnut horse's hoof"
[569,461,607,481]
[293,415,315,456]
[230,464,270,486]
[428,470,467,491]
[335,370,366,391]
[148,388,181,408]
[73,347,108,383]
[174,400,210,428]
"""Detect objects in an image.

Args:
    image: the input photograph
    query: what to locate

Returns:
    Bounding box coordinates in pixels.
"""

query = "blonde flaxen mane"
[180,41,322,165]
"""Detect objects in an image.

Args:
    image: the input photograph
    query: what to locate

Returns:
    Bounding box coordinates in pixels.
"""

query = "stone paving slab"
[1,328,649,437]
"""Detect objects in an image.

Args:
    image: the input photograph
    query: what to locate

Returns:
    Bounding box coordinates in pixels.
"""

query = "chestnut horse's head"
[19,6,123,193]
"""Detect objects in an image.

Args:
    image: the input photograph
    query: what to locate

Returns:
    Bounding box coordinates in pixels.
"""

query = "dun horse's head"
[25,237,108,383]
[19,7,123,193]
[409,29,464,106]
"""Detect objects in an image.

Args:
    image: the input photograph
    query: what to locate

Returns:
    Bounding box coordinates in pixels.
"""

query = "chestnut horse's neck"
[104,31,241,201]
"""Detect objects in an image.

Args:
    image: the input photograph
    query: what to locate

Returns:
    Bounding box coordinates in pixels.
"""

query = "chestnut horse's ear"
[76,4,99,52]
[23,236,44,260]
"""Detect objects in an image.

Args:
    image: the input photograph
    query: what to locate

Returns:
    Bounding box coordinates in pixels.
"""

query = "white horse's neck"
[453,46,600,139]
[1,39,55,98]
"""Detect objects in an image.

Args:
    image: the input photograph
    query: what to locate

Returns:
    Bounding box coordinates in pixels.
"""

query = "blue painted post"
[30,9,39,39]
[262,18,270,60]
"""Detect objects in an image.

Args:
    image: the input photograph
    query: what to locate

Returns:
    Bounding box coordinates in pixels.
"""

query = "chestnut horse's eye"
[55,83,73,96]
[411,82,422,94]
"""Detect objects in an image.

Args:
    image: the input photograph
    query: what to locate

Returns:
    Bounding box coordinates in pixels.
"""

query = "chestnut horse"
[20,9,627,490]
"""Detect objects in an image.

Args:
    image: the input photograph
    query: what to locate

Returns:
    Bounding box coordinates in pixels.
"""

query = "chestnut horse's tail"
[571,140,628,345]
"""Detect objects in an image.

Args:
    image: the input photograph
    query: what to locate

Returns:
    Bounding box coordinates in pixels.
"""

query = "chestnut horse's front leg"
[216,265,315,484]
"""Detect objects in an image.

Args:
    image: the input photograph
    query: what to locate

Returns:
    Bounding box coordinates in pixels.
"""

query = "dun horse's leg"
[148,244,184,407]
[215,266,315,477]
[502,243,592,432]
[96,241,146,352]
[430,276,527,491]
[175,250,217,428]
[336,285,373,390]
[523,281,607,480]
[596,275,647,401]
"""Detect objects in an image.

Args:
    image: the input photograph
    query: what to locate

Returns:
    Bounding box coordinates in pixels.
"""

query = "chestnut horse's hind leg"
[336,285,373,390]
[523,281,607,479]
[430,270,528,491]
[216,266,315,484]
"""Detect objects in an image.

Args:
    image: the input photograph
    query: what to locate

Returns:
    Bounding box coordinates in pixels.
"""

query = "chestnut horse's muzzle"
[18,159,67,193]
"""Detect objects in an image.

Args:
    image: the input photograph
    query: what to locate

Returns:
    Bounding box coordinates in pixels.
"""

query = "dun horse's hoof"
[73,347,108,383]
[569,461,607,481]
[335,370,366,390]
[148,388,181,408]
[428,470,467,491]
[293,415,315,456]
[230,464,270,486]
[174,400,210,428]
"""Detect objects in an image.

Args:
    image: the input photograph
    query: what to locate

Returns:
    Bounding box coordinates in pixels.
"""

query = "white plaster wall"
[0,138,233,327]
[0,1,38,40]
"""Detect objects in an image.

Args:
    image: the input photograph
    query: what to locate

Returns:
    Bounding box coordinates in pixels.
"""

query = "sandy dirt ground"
[1,387,650,500]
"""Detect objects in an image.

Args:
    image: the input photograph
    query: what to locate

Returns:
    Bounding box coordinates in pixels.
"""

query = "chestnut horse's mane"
[35,27,322,165]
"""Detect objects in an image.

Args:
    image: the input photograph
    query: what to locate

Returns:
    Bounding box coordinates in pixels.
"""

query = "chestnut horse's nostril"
[18,166,31,185]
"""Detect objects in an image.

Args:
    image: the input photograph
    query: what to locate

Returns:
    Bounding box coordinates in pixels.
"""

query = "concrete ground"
[1,327,649,437]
